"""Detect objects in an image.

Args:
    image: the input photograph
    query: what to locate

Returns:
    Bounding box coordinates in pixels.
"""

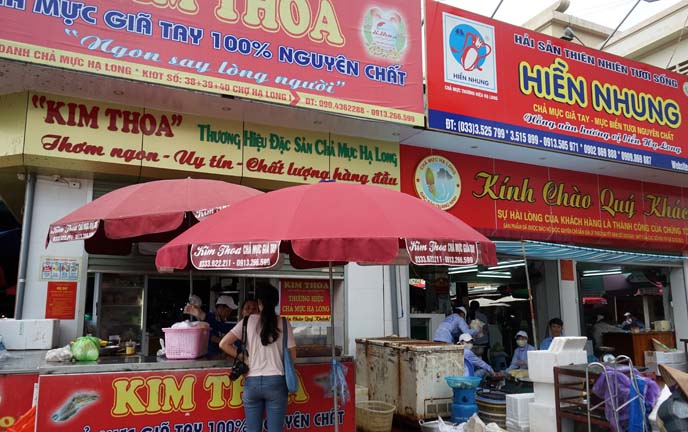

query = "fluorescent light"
[582,270,623,277]
[449,268,478,275]
[583,268,622,277]
[448,265,477,272]
[488,260,525,270]
[476,271,512,279]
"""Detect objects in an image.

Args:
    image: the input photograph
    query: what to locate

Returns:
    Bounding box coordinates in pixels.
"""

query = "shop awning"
[495,240,686,267]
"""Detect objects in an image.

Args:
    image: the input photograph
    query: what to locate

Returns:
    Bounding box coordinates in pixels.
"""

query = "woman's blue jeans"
[243,375,288,432]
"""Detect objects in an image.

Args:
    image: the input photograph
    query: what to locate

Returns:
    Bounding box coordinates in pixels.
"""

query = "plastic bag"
[46,345,73,362]
[71,337,99,361]
[328,360,350,404]
[7,406,35,432]
[437,416,464,432]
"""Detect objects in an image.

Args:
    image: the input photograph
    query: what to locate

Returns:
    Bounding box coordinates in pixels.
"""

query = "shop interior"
[409,255,678,370]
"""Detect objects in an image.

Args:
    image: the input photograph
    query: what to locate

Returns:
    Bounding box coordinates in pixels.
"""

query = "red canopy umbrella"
[155,181,496,429]
[47,178,263,255]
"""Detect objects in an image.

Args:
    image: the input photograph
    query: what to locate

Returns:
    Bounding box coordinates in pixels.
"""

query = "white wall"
[671,264,688,343]
[23,176,92,345]
[558,260,581,337]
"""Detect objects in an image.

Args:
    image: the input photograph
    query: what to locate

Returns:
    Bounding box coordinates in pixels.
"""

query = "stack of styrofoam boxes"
[527,337,588,432]
[506,393,534,432]
[644,350,687,376]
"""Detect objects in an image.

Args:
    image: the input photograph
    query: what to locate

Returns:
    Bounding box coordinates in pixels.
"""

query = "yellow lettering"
[111,378,147,416]
[228,377,245,408]
[161,376,196,412]
[280,0,311,37]
[204,374,231,410]
[309,0,345,46]
[146,377,163,412]
[243,0,280,31]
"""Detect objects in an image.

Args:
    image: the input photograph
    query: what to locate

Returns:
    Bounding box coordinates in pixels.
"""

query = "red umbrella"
[155,182,496,430]
[156,182,497,270]
[47,178,263,255]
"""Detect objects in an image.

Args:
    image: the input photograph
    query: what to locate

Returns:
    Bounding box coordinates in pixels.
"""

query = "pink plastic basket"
[163,327,209,359]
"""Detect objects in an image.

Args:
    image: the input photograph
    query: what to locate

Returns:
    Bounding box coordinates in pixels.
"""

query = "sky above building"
[446,0,683,30]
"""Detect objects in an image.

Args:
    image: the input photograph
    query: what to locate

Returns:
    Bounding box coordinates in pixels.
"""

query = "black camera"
[229,359,249,381]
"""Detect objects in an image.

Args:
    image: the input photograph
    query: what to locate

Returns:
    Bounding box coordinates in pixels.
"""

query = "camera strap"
[238,316,249,362]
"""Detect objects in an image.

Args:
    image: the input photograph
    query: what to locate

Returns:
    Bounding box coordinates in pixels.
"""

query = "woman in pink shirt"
[220,284,296,431]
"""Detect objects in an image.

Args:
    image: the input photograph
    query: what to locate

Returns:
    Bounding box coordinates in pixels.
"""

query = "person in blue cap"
[506,331,535,372]
[433,306,480,344]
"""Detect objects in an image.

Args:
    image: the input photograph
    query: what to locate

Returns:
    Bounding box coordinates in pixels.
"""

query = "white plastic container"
[506,393,534,424]
[529,401,574,432]
[527,337,588,384]
[0,319,60,349]
[355,336,411,387]
[644,350,686,365]
[646,360,688,376]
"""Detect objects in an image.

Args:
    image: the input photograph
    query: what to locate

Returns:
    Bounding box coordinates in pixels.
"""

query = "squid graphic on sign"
[449,24,492,72]
[52,392,99,422]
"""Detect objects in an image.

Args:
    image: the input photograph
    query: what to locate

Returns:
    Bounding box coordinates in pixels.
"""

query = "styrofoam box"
[507,393,534,422]
[646,361,687,376]
[644,350,687,365]
[529,401,574,432]
[527,350,588,383]
[0,319,60,349]
[506,419,530,432]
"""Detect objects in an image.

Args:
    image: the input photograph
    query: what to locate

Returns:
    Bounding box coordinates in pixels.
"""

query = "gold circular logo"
[414,156,461,210]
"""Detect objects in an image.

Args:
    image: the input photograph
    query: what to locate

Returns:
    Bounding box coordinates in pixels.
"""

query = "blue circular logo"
[449,24,492,72]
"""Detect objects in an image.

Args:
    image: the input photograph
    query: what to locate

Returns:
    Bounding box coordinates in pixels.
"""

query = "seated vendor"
[540,317,563,350]
[458,333,495,378]
[621,312,645,331]
[506,331,535,372]
[184,295,239,354]
[433,306,480,344]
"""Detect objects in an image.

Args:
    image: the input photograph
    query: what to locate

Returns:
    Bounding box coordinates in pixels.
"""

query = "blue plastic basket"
[444,376,482,389]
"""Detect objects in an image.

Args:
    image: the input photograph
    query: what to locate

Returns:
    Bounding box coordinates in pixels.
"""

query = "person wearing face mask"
[506,331,535,372]
[458,333,495,378]
[433,306,480,344]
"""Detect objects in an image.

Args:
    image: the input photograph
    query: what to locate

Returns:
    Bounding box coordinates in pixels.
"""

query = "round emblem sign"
[414,156,461,210]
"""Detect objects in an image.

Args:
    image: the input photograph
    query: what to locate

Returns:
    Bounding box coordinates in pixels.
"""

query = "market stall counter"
[0,350,45,430]
[35,354,355,432]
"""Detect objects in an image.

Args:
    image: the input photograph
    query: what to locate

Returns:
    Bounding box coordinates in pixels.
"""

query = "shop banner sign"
[40,256,81,281]
[23,92,401,189]
[35,363,355,431]
[406,239,479,265]
[401,145,688,250]
[425,0,688,173]
[0,1,423,125]
[190,241,281,270]
[280,279,331,322]
[45,281,78,319]
[0,373,38,431]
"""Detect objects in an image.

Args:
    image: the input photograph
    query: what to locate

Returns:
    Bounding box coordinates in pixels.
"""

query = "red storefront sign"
[425,0,688,173]
[35,362,355,431]
[280,279,331,322]
[0,1,423,125]
[401,145,688,250]
[45,281,77,320]
[0,373,38,431]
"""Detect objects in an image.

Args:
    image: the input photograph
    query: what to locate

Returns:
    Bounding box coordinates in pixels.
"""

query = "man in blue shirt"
[540,317,563,350]
[184,295,238,354]
[506,331,535,372]
[433,306,480,344]
[458,333,495,378]
[621,312,645,331]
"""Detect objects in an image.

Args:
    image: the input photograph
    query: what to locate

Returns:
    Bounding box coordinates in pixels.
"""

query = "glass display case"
[96,274,145,346]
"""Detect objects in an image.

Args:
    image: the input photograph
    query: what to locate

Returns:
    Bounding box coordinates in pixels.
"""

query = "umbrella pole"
[521,241,538,347]
[330,261,339,432]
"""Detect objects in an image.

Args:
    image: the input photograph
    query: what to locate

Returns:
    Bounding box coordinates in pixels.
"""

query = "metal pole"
[330,261,339,432]
[389,266,399,335]
[600,0,642,50]
[15,173,36,319]
[521,241,538,347]
[491,0,505,18]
